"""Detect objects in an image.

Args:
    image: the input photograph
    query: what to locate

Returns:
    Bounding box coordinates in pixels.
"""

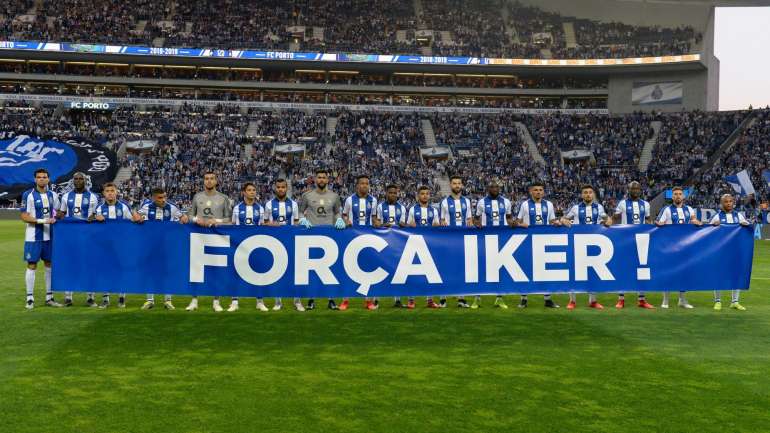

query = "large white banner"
[632,81,683,105]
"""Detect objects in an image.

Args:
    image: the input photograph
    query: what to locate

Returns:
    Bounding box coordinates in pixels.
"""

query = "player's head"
[315,169,329,190]
[151,187,167,207]
[581,184,595,203]
[720,193,735,212]
[417,185,431,205]
[671,186,685,205]
[385,184,399,203]
[355,175,370,196]
[628,181,642,200]
[72,172,86,191]
[449,175,463,195]
[487,179,500,198]
[102,182,118,202]
[33,168,49,189]
[242,182,257,201]
[274,179,288,199]
[528,181,545,200]
[203,171,217,191]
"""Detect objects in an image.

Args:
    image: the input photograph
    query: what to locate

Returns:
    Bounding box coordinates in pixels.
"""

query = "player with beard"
[299,169,345,310]
[439,176,474,308]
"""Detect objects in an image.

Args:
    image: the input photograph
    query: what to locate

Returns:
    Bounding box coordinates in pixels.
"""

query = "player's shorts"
[23,241,52,263]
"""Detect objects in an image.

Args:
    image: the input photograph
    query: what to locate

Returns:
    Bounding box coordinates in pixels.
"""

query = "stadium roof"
[518,0,770,27]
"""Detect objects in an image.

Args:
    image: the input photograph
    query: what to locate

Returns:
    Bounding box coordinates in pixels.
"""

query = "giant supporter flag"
[51,221,754,297]
[0,130,117,200]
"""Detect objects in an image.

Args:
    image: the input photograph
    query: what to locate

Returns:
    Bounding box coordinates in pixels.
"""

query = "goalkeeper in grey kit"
[298,168,346,311]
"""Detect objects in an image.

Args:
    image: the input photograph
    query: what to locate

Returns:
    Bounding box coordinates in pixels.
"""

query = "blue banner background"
[51,221,754,297]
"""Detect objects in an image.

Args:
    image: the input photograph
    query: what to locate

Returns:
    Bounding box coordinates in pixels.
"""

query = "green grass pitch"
[1,219,769,433]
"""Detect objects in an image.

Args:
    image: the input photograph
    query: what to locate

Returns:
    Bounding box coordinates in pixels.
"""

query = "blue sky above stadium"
[716,7,770,110]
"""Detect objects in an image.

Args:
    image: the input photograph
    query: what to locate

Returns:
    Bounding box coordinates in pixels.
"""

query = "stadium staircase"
[501,5,518,44]
[637,120,662,172]
[563,22,577,49]
[396,30,408,43]
[135,20,147,35]
[414,0,423,21]
[515,122,547,166]
[436,175,451,197]
[649,113,757,214]
[421,119,437,147]
[113,167,133,186]
[325,116,338,137]
[246,120,260,137]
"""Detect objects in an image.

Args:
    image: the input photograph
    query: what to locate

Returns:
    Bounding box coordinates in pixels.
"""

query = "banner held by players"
[52,221,754,297]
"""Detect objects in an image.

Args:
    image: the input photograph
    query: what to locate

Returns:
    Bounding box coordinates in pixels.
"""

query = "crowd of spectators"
[4,100,762,218]
[1,0,700,59]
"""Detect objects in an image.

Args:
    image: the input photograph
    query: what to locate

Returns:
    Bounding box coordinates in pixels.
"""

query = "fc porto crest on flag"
[0,130,117,200]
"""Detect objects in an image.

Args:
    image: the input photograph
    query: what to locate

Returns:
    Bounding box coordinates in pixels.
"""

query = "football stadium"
[2,0,770,431]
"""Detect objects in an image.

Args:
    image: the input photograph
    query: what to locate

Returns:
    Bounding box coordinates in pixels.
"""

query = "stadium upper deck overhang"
[0,41,706,76]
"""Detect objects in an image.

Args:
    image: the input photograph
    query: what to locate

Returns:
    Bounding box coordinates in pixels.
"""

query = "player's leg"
[118,292,126,308]
[471,294,481,309]
[588,292,603,309]
[212,296,223,312]
[98,289,112,309]
[677,290,694,309]
[393,296,403,308]
[163,295,174,310]
[256,297,269,311]
[730,290,746,310]
[407,296,415,309]
[273,297,283,311]
[519,294,528,308]
[186,296,198,311]
[616,292,625,309]
[293,297,305,311]
[142,293,155,309]
[426,295,440,308]
[228,296,239,312]
[494,293,508,309]
[544,293,559,308]
[661,291,670,309]
[456,295,468,308]
[336,297,346,310]
[85,291,97,307]
[440,296,449,308]
[713,290,722,310]
[637,291,653,309]
[567,291,577,310]
[24,257,37,309]
[306,298,315,310]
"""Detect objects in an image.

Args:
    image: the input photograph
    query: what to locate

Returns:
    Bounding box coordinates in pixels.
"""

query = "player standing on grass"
[262,179,303,312]
[186,171,232,312]
[229,183,264,311]
[94,182,140,308]
[373,184,408,308]
[342,175,379,310]
[137,187,189,310]
[514,181,561,308]
[474,179,514,309]
[298,169,346,310]
[612,181,655,309]
[19,168,62,309]
[408,185,441,309]
[57,171,99,307]
[561,184,612,310]
[439,176,474,308]
[655,186,701,309]
[710,193,750,311]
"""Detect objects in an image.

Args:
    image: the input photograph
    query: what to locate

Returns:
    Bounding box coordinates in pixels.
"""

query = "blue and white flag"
[724,170,756,197]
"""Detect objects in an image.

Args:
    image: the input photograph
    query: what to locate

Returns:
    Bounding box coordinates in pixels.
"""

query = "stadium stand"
[1,0,700,59]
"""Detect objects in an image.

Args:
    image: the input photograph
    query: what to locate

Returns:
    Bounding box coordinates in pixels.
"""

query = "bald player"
[299,168,345,311]
[185,171,233,312]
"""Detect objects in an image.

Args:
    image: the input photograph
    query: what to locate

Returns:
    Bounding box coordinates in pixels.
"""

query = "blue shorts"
[24,241,52,263]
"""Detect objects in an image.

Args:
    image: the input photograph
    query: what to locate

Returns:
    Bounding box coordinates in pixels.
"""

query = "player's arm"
[173,205,189,224]
[292,201,300,226]
[739,212,751,226]
[560,206,574,227]
[505,200,515,227]
[56,196,66,219]
[514,202,528,227]
[465,201,474,227]
[342,196,353,227]
[600,206,612,227]
[407,207,416,228]
[218,196,233,226]
[398,207,407,227]
[439,200,449,226]
[612,202,623,225]
[689,208,703,226]
[373,204,383,228]
[473,200,483,228]
[710,214,720,226]
[547,203,561,226]
[654,207,668,226]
